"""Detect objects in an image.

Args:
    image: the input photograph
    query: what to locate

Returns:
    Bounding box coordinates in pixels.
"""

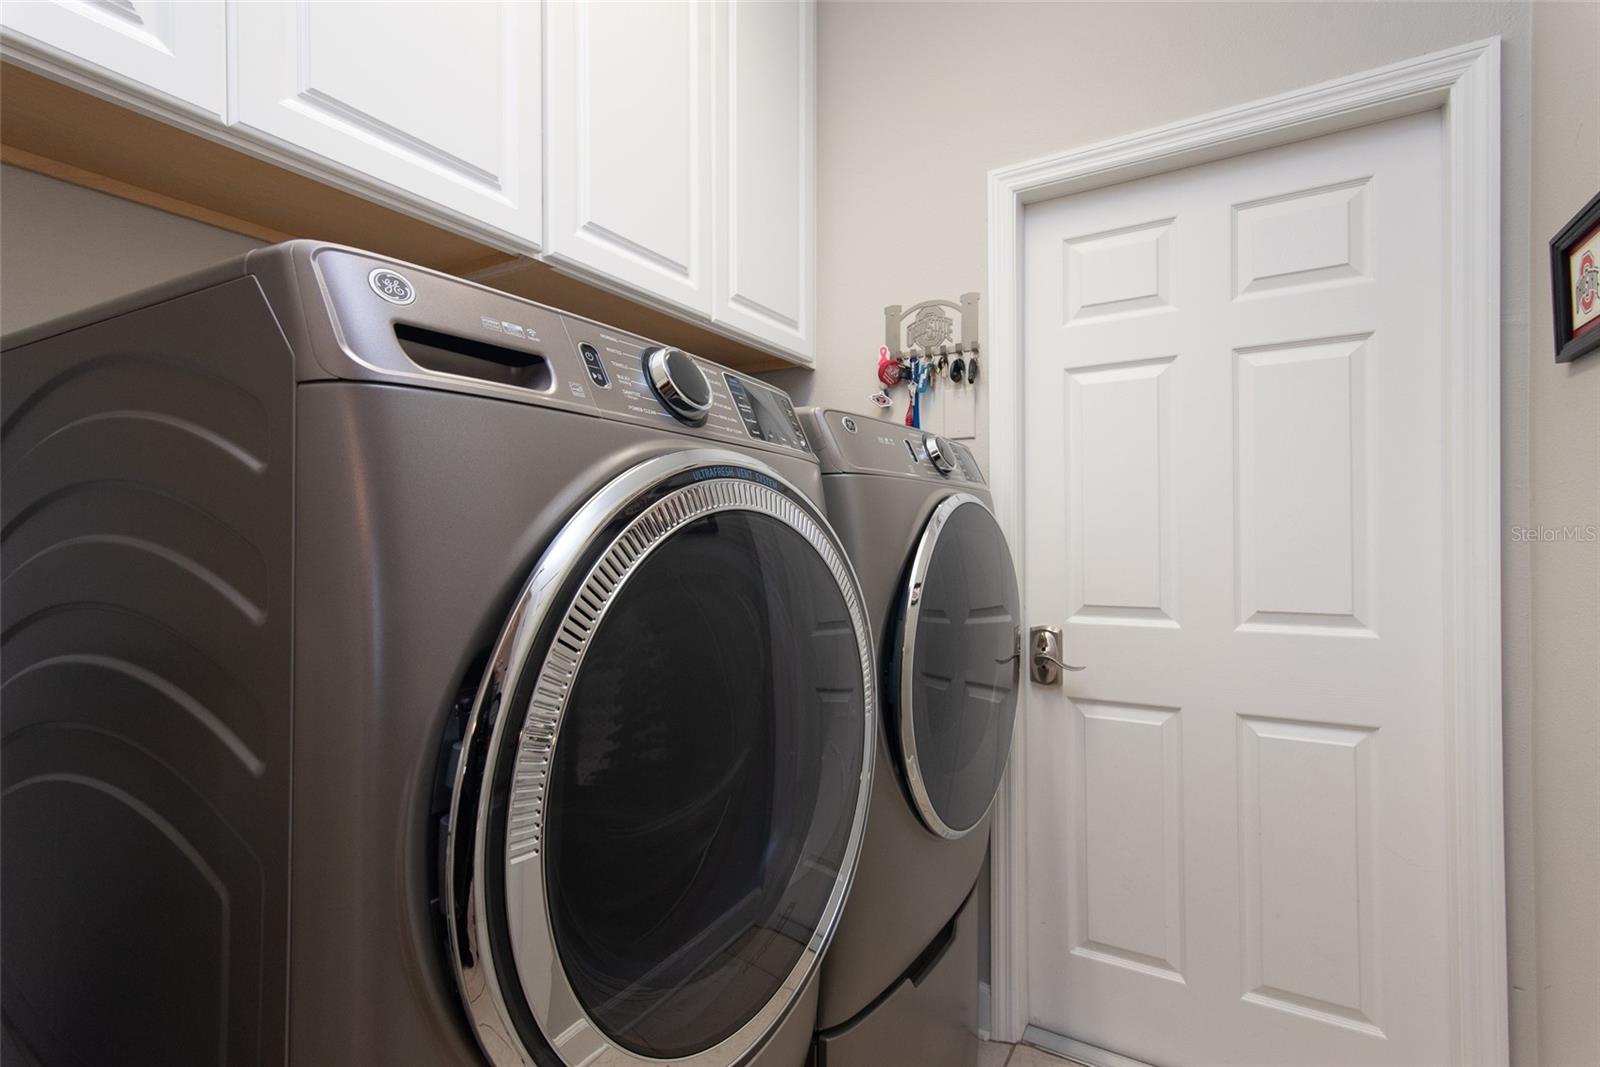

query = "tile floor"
[979,1041,1087,1067]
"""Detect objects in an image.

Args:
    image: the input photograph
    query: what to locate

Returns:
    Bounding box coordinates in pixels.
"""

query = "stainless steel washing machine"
[798,410,1021,1067]
[0,243,877,1067]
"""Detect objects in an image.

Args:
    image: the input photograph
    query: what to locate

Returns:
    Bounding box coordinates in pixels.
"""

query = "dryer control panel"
[799,408,984,486]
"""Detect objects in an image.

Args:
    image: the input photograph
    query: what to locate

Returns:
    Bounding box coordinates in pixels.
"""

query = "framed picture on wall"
[1550,190,1600,363]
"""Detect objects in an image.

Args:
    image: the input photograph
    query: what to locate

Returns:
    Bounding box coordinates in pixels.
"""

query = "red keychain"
[876,345,901,388]
[871,344,904,414]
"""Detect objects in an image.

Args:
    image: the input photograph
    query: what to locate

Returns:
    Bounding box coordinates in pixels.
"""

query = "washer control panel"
[308,247,813,461]
[559,320,812,458]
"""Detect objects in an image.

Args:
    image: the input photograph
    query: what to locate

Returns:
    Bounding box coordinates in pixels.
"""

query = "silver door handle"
[1029,625,1084,685]
[1036,650,1086,672]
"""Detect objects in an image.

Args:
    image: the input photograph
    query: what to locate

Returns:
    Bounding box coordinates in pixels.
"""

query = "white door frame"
[985,39,1505,1065]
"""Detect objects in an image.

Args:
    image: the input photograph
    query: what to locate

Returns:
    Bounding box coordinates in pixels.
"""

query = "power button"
[579,343,609,388]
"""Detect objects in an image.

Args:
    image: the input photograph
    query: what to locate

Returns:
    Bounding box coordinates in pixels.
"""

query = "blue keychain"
[906,355,931,428]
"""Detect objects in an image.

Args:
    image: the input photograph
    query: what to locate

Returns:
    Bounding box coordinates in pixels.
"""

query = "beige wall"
[0,165,263,335]
[1528,4,1600,1066]
[794,2,1593,1065]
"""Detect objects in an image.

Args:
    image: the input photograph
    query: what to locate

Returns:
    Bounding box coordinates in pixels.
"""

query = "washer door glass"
[448,458,873,1067]
[897,496,1020,837]
[542,509,862,1057]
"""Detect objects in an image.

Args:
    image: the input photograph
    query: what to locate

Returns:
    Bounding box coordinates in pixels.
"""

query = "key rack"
[877,292,981,434]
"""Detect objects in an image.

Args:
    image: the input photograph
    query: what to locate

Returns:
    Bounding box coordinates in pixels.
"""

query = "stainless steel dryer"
[0,243,876,1067]
[798,410,1020,1067]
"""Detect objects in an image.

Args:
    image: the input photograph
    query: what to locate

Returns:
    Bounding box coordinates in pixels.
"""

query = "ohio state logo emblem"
[1578,250,1598,315]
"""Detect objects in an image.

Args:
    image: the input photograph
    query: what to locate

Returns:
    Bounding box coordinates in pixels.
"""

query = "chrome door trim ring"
[896,493,1018,840]
[444,447,876,1067]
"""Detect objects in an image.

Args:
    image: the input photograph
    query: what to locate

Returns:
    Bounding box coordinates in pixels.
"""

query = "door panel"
[2,1,224,116]
[1238,717,1379,1031]
[1232,179,1370,297]
[1064,356,1176,625]
[546,0,714,315]
[1022,111,1448,1066]
[1072,699,1184,980]
[1063,218,1174,322]
[1235,336,1369,630]
[232,0,541,248]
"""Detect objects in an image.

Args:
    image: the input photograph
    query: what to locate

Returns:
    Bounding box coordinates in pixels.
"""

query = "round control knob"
[642,346,713,426]
[923,433,958,476]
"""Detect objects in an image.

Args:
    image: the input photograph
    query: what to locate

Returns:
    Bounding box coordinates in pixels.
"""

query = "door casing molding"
[985,38,1505,1064]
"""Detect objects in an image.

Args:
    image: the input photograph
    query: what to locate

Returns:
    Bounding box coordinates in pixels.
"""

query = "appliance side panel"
[0,279,295,1067]
[289,382,495,1066]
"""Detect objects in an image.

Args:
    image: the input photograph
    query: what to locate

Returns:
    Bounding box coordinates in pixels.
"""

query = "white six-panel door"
[232,0,543,249]
[1021,111,1450,1066]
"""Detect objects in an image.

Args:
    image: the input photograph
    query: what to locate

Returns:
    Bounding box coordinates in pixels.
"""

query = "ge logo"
[369,268,416,305]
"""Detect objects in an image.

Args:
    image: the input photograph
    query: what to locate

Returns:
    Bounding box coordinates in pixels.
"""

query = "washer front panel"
[444,450,875,1067]
[895,494,1022,839]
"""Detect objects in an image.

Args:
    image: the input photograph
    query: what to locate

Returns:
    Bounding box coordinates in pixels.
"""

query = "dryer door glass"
[542,508,862,1058]
[896,496,1021,838]
[447,458,873,1067]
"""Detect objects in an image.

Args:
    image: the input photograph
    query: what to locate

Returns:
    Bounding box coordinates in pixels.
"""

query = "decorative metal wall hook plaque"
[879,293,980,429]
[884,292,980,362]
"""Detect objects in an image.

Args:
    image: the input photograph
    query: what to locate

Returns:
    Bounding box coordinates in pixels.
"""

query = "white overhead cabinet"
[3,0,817,364]
[231,0,543,251]
[0,0,225,118]
[547,0,816,360]
[545,0,716,316]
[713,0,815,360]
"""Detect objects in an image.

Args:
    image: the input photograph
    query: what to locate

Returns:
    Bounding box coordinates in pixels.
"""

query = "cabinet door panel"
[545,0,714,315]
[233,0,541,250]
[1,0,224,117]
[713,0,813,361]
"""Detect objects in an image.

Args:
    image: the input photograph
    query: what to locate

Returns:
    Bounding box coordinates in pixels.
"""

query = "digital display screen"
[724,374,808,452]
